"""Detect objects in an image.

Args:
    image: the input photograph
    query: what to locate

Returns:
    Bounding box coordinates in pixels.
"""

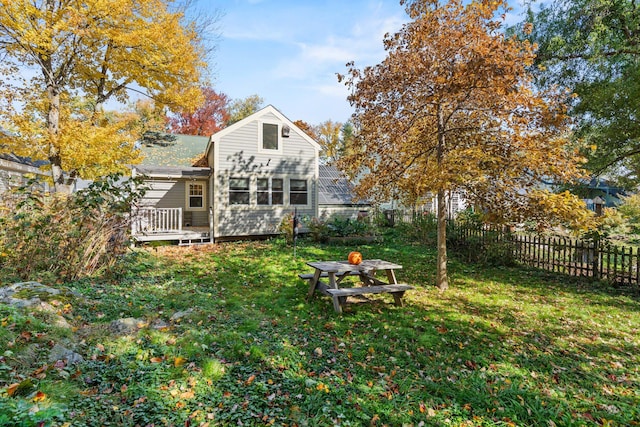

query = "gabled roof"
[138,133,209,167]
[318,164,369,206]
[205,105,321,156]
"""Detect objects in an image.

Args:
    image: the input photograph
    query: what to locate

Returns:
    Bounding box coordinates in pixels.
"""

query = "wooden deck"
[133,226,211,245]
[131,207,212,245]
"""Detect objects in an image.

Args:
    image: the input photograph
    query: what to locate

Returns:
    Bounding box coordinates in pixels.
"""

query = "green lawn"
[1,233,639,426]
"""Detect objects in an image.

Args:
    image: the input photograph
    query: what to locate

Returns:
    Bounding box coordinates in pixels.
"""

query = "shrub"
[276,211,298,244]
[397,211,438,244]
[305,214,378,243]
[326,215,373,237]
[446,210,517,266]
[616,193,640,241]
[0,173,146,283]
[307,216,331,243]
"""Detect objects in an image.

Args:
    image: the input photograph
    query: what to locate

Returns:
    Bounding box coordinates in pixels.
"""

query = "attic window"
[262,123,279,150]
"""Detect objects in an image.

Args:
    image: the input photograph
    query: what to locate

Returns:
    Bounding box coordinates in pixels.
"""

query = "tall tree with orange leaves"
[0,0,209,192]
[168,87,229,136]
[338,0,588,290]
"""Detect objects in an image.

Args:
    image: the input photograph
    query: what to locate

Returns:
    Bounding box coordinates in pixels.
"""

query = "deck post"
[209,206,214,243]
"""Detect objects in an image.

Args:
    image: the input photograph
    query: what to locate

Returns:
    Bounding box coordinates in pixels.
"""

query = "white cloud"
[270,10,407,83]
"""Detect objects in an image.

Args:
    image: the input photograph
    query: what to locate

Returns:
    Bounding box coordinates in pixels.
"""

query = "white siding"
[141,178,208,227]
[212,108,319,238]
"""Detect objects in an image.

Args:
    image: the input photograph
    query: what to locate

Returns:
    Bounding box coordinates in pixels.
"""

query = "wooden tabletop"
[306,259,402,273]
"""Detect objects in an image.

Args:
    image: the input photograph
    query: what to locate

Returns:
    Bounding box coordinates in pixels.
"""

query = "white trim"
[185,180,207,212]
[212,139,220,238]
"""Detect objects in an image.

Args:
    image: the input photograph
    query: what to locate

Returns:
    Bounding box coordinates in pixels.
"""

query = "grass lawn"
[1,232,639,426]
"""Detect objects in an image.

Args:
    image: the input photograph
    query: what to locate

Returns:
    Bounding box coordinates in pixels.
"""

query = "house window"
[257,178,284,205]
[290,179,308,205]
[262,123,279,150]
[186,181,206,211]
[229,177,250,205]
[272,179,284,205]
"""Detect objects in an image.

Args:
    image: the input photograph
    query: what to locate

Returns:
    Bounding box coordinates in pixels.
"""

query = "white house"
[0,153,48,196]
[132,105,322,244]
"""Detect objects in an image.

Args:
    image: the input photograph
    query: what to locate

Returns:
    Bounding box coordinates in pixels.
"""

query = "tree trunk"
[436,189,449,291]
[44,0,72,194]
[46,82,72,193]
[436,104,448,291]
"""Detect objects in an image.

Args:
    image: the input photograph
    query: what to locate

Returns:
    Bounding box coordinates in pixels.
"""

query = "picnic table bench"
[301,259,413,313]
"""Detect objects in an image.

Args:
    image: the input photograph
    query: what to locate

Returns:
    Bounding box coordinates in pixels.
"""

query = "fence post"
[592,238,600,280]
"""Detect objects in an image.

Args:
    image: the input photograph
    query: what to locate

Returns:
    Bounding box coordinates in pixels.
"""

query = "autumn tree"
[517,0,640,189]
[129,99,168,136]
[293,120,318,141]
[339,122,355,156]
[338,0,587,290]
[315,120,343,163]
[0,0,208,192]
[168,87,229,135]
[226,94,264,126]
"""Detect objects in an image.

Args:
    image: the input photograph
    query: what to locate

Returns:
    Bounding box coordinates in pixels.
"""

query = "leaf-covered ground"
[1,235,639,426]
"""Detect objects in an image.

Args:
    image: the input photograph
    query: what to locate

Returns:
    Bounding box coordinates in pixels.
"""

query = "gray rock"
[33,302,72,329]
[109,317,144,334]
[151,319,170,330]
[170,309,194,321]
[48,344,84,365]
[0,281,61,308]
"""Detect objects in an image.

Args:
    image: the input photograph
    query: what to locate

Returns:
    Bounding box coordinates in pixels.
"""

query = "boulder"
[48,344,84,365]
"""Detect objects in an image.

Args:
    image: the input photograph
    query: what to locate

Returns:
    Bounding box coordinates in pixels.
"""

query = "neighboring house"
[132,105,322,243]
[416,191,468,218]
[581,177,627,214]
[0,153,48,195]
[318,164,370,220]
[381,191,468,225]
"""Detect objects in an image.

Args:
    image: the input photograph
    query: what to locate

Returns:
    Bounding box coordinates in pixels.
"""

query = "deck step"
[326,284,413,297]
[178,238,211,246]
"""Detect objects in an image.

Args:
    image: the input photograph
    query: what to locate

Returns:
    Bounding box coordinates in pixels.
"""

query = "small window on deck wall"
[289,179,308,205]
[186,182,205,211]
[229,177,250,205]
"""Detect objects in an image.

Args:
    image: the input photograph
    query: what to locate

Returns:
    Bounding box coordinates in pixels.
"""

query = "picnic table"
[300,259,414,313]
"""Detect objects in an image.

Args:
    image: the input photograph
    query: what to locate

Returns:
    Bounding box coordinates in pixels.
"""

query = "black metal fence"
[450,226,640,287]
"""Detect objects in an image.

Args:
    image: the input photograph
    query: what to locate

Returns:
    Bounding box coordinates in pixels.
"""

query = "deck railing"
[132,207,183,235]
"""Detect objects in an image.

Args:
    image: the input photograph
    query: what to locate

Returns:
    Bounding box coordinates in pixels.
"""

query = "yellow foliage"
[529,190,597,233]
[0,0,206,190]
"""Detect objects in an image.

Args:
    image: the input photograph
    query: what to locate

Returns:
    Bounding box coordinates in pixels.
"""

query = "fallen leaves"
[174,356,187,367]
[33,391,47,402]
[245,374,256,385]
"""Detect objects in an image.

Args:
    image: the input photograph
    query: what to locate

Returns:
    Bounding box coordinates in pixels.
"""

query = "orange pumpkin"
[348,251,363,265]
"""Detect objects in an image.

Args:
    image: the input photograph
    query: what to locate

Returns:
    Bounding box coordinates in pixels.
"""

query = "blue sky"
[208,0,531,125]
